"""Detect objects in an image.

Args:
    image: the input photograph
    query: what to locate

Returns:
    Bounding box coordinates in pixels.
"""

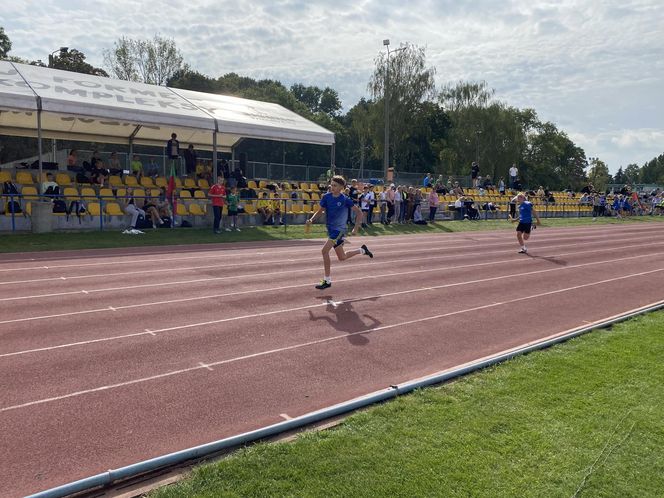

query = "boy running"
[509,192,541,254]
[307,175,373,290]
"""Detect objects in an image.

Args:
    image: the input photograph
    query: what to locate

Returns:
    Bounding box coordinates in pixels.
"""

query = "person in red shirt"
[208,176,227,234]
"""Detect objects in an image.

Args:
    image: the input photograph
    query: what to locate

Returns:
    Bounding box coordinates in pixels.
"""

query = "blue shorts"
[327,228,346,248]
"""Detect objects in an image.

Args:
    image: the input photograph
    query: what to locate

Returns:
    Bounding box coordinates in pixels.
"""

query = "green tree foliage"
[49,48,108,76]
[369,43,437,172]
[103,35,186,85]
[640,153,664,184]
[0,27,11,59]
[586,158,611,192]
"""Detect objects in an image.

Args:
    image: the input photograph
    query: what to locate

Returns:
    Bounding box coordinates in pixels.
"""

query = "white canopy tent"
[0,61,335,177]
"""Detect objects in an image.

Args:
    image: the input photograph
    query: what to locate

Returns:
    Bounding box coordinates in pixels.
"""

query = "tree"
[103,35,186,85]
[49,48,108,76]
[586,157,611,192]
[368,43,437,171]
[623,163,641,185]
[0,26,11,59]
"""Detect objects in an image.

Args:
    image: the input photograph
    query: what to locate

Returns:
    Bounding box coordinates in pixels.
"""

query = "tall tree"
[586,157,611,192]
[368,43,436,171]
[49,48,108,76]
[0,26,11,59]
[103,35,186,85]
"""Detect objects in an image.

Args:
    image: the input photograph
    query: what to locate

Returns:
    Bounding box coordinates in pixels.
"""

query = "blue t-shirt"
[320,192,354,232]
[519,201,533,223]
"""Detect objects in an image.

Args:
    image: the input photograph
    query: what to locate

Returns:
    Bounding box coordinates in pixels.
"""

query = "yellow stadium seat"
[104,202,125,216]
[193,190,206,200]
[63,187,79,201]
[174,177,183,188]
[140,176,155,188]
[0,170,11,183]
[197,179,210,189]
[55,173,72,185]
[80,187,97,200]
[247,180,258,189]
[184,178,196,188]
[155,177,168,187]
[188,203,206,216]
[176,203,189,216]
[109,175,123,187]
[133,188,146,199]
[16,171,34,185]
[244,202,257,215]
[87,202,101,216]
[99,188,114,199]
[20,186,39,200]
[179,190,192,199]
[290,202,303,214]
[115,188,127,198]
[124,175,138,187]
[301,192,311,201]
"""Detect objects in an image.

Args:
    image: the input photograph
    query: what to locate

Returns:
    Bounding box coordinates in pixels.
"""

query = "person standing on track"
[307,175,373,290]
[509,192,541,254]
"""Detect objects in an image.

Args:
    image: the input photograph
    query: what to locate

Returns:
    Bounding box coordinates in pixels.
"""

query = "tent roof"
[0,61,334,149]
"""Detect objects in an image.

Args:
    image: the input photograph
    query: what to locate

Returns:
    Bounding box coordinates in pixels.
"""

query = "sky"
[2,0,663,174]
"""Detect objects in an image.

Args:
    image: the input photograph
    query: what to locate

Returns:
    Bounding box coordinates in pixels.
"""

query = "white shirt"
[509,166,518,177]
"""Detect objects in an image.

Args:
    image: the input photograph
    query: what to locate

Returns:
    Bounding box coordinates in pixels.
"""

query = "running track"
[1,223,663,497]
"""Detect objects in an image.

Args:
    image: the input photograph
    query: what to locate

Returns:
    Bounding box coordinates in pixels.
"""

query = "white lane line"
[280,413,293,421]
[3,269,662,413]
[2,241,662,324]
[198,362,214,371]
[0,222,659,271]
[2,237,663,304]
[0,230,639,285]
[2,256,661,359]
[0,225,659,280]
[145,329,155,336]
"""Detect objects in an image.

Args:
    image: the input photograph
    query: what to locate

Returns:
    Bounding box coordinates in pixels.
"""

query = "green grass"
[151,311,664,498]
[2,215,663,253]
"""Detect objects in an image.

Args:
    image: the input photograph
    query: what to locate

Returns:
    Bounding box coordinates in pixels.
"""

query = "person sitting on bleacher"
[140,194,165,229]
[130,154,143,179]
[41,173,60,197]
[257,192,275,225]
[108,152,123,176]
[91,160,109,186]
[121,187,146,234]
[67,149,78,170]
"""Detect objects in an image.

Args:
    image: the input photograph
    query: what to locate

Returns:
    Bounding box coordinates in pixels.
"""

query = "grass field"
[2,215,663,253]
[151,311,664,498]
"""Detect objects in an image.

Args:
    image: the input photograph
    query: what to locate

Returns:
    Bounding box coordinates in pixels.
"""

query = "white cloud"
[2,0,663,173]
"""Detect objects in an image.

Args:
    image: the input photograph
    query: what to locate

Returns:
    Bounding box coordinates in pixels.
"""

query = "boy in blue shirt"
[509,193,541,254]
[306,175,373,290]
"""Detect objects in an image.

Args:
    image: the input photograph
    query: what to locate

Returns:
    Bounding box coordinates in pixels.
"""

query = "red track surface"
[1,224,663,497]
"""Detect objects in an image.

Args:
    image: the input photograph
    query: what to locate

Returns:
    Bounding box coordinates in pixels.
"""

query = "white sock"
[522,245,527,250]
[360,247,366,255]
[324,276,331,283]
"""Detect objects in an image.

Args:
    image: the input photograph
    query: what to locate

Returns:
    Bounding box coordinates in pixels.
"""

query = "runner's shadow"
[526,254,567,266]
[309,296,381,346]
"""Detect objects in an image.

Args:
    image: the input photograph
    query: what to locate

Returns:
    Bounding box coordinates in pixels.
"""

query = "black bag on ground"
[158,216,172,228]
[180,220,192,228]
[135,214,153,229]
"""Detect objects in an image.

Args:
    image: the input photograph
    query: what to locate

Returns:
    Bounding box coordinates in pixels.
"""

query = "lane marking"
[2,238,663,304]
[2,258,662,359]
[3,272,662,413]
[198,362,214,371]
[2,243,662,324]
[280,414,293,421]
[1,226,660,283]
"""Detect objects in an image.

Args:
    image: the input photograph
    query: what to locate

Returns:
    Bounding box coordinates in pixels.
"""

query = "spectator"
[183,144,197,175]
[226,186,241,231]
[509,163,518,189]
[130,154,143,179]
[406,186,416,221]
[270,192,285,225]
[482,175,494,190]
[379,187,388,224]
[423,173,433,187]
[257,192,274,225]
[536,185,546,201]
[386,184,395,224]
[140,193,165,229]
[67,149,78,170]
[122,187,146,234]
[428,188,439,221]
[452,181,465,197]
[145,158,160,178]
[90,160,109,186]
[394,185,404,224]
[347,179,359,225]
[498,177,506,195]
[157,187,173,220]
[471,162,480,187]
[108,152,123,175]
[208,176,227,234]
[166,133,180,172]
[90,150,102,169]
[359,185,372,227]
[41,173,60,196]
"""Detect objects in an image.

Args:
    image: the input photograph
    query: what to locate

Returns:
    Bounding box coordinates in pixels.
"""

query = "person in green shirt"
[130,154,143,179]
[226,186,241,231]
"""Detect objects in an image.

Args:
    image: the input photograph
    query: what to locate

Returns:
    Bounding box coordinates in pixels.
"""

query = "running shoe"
[315,280,332,290]
[518,248,528,254]
[361,244,374,258]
